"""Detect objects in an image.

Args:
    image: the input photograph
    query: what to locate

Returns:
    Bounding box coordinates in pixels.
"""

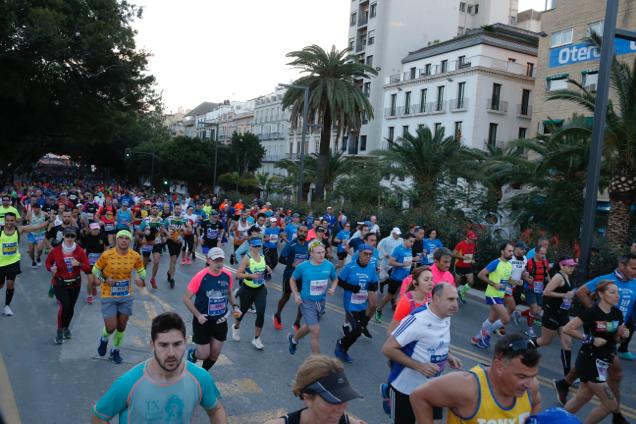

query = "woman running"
[387,266,433,333]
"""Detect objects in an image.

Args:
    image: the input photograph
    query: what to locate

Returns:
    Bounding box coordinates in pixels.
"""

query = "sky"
[133,0,547,113]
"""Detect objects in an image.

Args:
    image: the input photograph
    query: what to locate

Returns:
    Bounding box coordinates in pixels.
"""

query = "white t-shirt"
[389,306,451,395]
[510,255,527,281]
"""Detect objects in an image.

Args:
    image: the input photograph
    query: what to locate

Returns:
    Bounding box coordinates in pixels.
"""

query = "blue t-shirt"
[335,230,351,253]
[421,238,443,265]
[264,227,281,248]
[348,237,364,253]
[92,360,220,423]
[292,260,337,301]
[280,239,309,278]
[285,223,298,241]
[340,259,379,311]
[391,244,413,281]
[585,270,636,321]
[115,209,133,230]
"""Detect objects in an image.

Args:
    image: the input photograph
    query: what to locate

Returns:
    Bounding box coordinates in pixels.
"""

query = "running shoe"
[512,310,521,326]
[471,335,489,349]
[552,379,569,406]
[494,327,506,336]
[150,278,158,289]
[361,326,373,339]
[169,278,175,289]
[2,305,13,316]
[54,330,64,345]
[612,412,629,424]
[272,314,283,330]
[31,261,37,269]
[252,337,264,350]
[231,324,240,341]
[110,348,123,364]
[97,338,108,357]
[187,347,197,363]
[180,257,186,265]
[334,341,352,363]
[482,332,491,348]
[458,285,470,304]
[86,295,93,305]
[618,351,636,361]
[374,309,383,323]
[380,383,391,415]
[37,257,42,266]
[63,328,72,339]
[293,322,300,333]
[287,333,297,355]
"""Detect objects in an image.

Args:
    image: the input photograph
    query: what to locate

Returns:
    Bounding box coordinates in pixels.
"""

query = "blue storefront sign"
[549,39,636,68]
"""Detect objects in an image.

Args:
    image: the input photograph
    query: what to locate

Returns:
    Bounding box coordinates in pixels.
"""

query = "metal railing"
[358,14,368,26]
[517,104,533,118]
[486,99,508,113]
[449,98,469,111]
[484,139,506,149]
[427,101,446,113]
[384,107,397,118]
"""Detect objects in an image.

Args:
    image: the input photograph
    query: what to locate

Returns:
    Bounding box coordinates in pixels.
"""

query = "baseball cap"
[514,241,528,249]
[391,227,402,235]
[467,230,477,240]
[249,238,263,247]
[89,223,100,231]
[301,372,362,405]
[358,244,374,253]
[270,217,277,222]
[207,247,225,260]
[526,408,582,424]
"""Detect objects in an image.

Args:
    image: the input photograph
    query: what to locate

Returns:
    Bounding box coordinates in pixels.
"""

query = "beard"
[154,350,183,372]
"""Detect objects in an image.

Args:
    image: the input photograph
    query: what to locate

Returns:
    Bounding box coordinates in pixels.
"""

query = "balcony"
[358,13,368,26]
[427,101,447,114]
[517,104,533,119]
[384,107,398,118]
[258,132,283,141]
[485,139,506,149]
[487,99,508,114]
[356,40,366,53]
[449,98,469,112]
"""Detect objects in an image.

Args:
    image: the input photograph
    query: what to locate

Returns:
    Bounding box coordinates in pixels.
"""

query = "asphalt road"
[0,242,635,424]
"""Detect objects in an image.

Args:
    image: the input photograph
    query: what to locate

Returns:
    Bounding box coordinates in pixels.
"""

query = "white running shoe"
[3,305,13,316]
[232,324,240,341]
[251,337,264,350]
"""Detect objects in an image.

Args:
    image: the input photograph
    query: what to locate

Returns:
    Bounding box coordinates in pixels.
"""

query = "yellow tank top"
[243,254,266,288]
[0,230,20,267]
[448,365,532,424]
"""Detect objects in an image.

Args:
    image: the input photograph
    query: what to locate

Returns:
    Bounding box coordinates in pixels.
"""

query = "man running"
[164,204,190,288]
[91,312,227,423]
[471,242,514,349]
[93,229,146,364]
[80,222,108,304]
[377,228,403,292]
[520,245,550,338]
[199,211,224,255]
[375,233,415,323]
[410,333,541,424]
[184,247,240,370]
[263,216,282,271]
[138,204,165,289]
[0,195,20,226]
[453,230,478,302]
[25,202,47,268]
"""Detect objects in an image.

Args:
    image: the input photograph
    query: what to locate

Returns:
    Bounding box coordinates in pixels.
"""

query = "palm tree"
[309,150,350,195]
[547,35,636,250]
[372,125,467,204]
[282,45,377,201]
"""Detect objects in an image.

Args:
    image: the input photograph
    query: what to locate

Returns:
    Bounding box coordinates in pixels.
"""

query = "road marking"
[228,408,286,423]
[216,378,262,396]
[0,351,22,424]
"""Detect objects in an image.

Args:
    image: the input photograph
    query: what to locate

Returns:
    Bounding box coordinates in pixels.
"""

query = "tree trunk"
[314,108,332,201]
[606,198,631,252]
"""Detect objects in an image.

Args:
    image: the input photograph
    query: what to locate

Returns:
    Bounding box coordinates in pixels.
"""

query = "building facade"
[347,0,519,154]
[381,24,538,151]
[531,0,636,135]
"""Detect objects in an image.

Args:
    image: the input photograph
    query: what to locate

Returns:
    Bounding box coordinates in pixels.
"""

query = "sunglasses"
[504,339,536,354]
[64,234,76,239]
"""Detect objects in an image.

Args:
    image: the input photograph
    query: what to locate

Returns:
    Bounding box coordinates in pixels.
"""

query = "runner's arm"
[562,316,585,340]
[205,401,227,424]
[576,284,594,308]
[18,218,50,234]
[183,287,206,322]
[530,378,541,414]
[410,372,477,424]
[235,255,253,280]
[542,273,565,298]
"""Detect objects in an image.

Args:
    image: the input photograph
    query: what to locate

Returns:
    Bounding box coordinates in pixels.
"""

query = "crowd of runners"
[0,179,635,424]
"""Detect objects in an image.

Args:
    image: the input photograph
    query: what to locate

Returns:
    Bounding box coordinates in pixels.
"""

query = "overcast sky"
[133,0,547,112]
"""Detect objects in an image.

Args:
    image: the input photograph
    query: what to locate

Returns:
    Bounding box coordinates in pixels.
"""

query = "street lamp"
[208,122,220,193]
[125,147,156,188]
[279,83,309,206]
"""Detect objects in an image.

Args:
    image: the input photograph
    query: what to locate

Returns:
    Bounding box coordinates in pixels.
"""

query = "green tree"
[546,35,636,250]
[228,132,266,176]
[282,45,377,201]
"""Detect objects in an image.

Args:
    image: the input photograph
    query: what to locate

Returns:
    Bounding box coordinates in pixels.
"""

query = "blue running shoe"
[97,338,108,357]
[110,348,123,364]
[334,341,352,363]
[471,334,489,349]
[380,383,391,415]
[288,333,297,355]
[187,347,197,363]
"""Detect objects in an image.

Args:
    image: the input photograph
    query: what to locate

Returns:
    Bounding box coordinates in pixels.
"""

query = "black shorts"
[337,251,347,260]
[152,243,164,254]
[0,261,21,283]
[283,274,302,295]
[455,266,474,276]
[166,239,182,256]
[542,307,569,330]
[141,250,152,258]
[387,278,402,295]
[390,385,442,423]
[192,318,228,344]
[576,350,613,383]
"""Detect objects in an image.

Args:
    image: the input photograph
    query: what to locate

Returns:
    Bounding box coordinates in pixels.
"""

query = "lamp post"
[125,147,156,189]
[208,122,220,194]
[279,83,309,206]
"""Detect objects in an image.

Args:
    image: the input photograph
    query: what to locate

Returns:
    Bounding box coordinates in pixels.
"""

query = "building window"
[368,30,375,45]
[350,12,357,26]
[551,28,573,47]
[360,135,367,151]
[363,81,371,97]
[388,126,394,143]
[410,67,416,79]
[370,3,377,18]
[508,58,517,63]
[467,5,473,14]
[436,85,444,111]
[474,4,479,14]
[520,89,531,115]
[404,91,411,114]
[518,127,527,139]
[546,75,569,91]
[424,63,432,76]
[349,38,355,50]
[456,82,466,108]
[454,121,463,141]
[459,2,466,12]
[441,60,448,73]
[402,125,409,138]
[366,55,374,66]
[390,93,397,116]
[582,71,598,89]
[458,55,466,67]
[543,120,564,134]
[420,88,427,113]
[341,136,348,152]
[488,123,498,147]
[587,21,603,37]
[434,122,443,134]
[490,83,502,110]
[526,62,535,77]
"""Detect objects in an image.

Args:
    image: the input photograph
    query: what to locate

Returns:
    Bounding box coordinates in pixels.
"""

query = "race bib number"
[403,256,413,269]
[351,289,368,304]
[88,253,101,266]
[111,280,130,297]
[560,297,572,310]
[430,353,448,376]
[63,257,74,273]
[502,281,513,296]
[207,297,226,316]
[426,252,434,263]
[140,244,153,253]
[293,254,307,267]
[463,254,474,264]
[2,242,17,256]
[252,272,265,286]
[533,281,544,294]
[269,233,278,242]
[104,223,115,231]
[595,358,610,382]
[207,229,218,239]
[309,279,328,297]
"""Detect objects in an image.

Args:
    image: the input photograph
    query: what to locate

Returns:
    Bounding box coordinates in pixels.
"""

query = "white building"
[347,0,519,154]
[381,24,538,151]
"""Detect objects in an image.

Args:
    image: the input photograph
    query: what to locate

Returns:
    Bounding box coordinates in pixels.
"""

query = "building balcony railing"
[427,101,447,114]
[384,107,398,118]
[485,139,506,149]
[487,99,508,114]
[449,98,469,111]
[257,132,284,141]
[358,13,368,26]
[517,104,533,119]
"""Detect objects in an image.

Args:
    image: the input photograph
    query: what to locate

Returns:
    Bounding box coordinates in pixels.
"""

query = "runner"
[181,205,197,264]
[273,224,309,331]
[387,266,433,333]
[97,198,117,247]
[93,229,146,364]
[333,222,351,270]
[115,200,133,232]
[263,216,282,272]
[230,210,251,265]
[377,228,403,293]
[45,227,91,344]
[138,204,165,289]
[421,228,443,266]
[520,245,551,338]
[184,247,240,370]
[288,240,338,355]
[91,312,227,423]
[470,242,514,349]
[199,211,224,255]
[334,244,378,362]
[453,231,478,303]
[0,194,21,226]
[164,204,190,288]
[562,281,629,424]
[382,283,461,424]
[410,333,541,424]
[25,202,47,268]
[375,233,416,323]
[232,237,272,350]
[507,241,529,334]
[0,212,50,316]
[80,223,109,304]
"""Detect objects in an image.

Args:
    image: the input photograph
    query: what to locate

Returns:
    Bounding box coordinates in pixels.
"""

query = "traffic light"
[125,148,132,159]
